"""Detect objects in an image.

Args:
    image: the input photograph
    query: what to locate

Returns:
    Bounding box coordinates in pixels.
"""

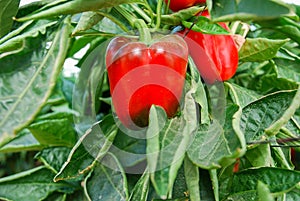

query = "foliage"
[1,0,300,200]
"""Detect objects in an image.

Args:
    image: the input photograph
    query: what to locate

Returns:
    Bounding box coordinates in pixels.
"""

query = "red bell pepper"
[106,34,188,129]
[182,10,239,83]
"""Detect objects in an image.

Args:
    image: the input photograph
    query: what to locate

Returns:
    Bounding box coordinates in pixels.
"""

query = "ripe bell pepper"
[182,10,239,83]
[106,34,188,129]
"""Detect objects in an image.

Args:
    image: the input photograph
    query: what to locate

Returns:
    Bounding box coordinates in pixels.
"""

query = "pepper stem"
[115,5,152,44]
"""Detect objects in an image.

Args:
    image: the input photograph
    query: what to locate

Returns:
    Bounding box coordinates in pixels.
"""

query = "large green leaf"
[16,0,144,22]
[0,0,20,37]
[210,0,293,22]
[187,104,246,169]
[54,115,118,181]
[240,90,298,143]
[231,167,300,194]
[0,18,72,145]
[0,166,76,201]
[239,38,289,62]
[147,88,198,199]
[84,152,128,201]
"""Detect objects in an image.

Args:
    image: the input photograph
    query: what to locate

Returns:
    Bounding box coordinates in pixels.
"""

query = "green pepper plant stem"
[155,0,163,29]
[114,5,152,44]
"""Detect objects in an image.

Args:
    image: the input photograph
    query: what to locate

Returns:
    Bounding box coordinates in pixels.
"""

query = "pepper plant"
[0,0,300,201]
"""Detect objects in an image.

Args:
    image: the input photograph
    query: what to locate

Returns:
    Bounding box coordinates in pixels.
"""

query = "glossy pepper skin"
[106,34,188,129]
[182,10,239,83]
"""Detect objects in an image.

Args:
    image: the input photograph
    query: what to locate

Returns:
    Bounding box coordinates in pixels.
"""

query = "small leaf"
[84,153,128,201]
[0,0,20,37]
[183,16,229,35]
[0,166,76,201]
[239,38,289,62]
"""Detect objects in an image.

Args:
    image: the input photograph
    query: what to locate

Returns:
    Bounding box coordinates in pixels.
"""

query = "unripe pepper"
[182,10,239,83]
[106,34,188,129]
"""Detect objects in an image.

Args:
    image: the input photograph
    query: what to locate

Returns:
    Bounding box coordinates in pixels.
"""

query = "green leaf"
[226,82,261,108]
[232,167,300,194]
[0,0,20,37]
[240,90,297,143]
[0,18,72,145]
[257,16,300,44]
[239,38,289,62]
[35,147,72,173]
[0,166,76,201]
[187,105,246,169]
[257,181,274,201]
[84,152,128,201]
[210,0,293,22]
[182,16,229,35]
[111,129,146,168]
[223,190,257,201]
[16,0,144,22]
[72,11,105,35]
[147,88,198,199]
[0,19,57,52]
[129,171,150,201]
[245,144,273,167]
[54,115,118,182]
[161,6,203,26]
[285,188,300,201]
[28,118,76,147]
[274,58,300,84]
[0,129,43,152]
[189,57,209,124]
[184,156,200,201]
[43,192,67,201]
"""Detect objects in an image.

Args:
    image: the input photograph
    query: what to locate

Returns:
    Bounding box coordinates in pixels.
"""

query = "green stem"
[134,19,152,44]
[115,5,151,44]
[155,0,163,29]
[131,4,152,24]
